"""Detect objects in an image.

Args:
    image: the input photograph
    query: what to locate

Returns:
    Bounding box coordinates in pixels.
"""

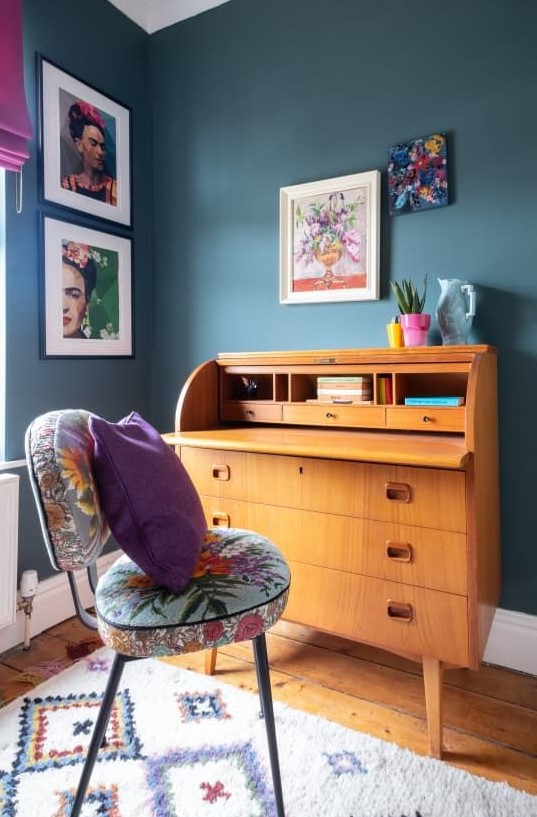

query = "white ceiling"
[106,0,233,33]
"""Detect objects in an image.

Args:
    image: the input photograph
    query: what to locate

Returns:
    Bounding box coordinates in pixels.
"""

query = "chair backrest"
[25,409,110,573]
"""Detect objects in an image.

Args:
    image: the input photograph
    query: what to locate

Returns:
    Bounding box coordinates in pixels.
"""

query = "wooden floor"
[1,616,536,796]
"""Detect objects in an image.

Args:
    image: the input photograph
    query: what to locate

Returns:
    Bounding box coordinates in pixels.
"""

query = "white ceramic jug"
[436,279,476,345]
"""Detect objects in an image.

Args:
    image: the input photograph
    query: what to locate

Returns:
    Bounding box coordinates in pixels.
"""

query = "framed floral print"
[38,55,132,227]
[41,215,133,358]
[279,170,380,304]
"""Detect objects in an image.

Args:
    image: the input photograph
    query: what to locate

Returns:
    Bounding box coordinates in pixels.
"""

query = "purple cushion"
[88,411,206,594]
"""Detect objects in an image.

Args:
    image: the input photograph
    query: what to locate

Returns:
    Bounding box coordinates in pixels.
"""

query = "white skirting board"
[483,607,537,676]
[0,550,120,655]
[0,554,536,677]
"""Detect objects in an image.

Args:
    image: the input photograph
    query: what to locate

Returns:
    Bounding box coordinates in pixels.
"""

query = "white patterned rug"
[0,648,535,817]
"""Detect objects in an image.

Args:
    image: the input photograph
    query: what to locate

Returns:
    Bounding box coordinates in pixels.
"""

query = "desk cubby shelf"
[218,349,472,433]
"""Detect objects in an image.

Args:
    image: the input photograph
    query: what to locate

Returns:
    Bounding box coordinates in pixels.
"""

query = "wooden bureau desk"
[163,346,500,758]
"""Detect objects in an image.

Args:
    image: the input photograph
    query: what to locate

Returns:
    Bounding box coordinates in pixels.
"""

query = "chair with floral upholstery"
[25,409,290,817]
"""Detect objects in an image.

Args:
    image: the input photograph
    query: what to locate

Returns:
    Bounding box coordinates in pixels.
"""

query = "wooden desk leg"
[205,648,218,675]
[422,655,443,758]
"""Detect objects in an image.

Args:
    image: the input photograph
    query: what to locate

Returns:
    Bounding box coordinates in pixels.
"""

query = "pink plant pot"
[400,313,431,346]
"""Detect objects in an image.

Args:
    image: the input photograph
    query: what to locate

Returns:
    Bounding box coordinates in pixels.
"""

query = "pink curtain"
[0,0,32,172]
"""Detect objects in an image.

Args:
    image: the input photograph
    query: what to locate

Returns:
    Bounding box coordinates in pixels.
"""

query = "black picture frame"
[40,214,134,359]
[38,55,132,228]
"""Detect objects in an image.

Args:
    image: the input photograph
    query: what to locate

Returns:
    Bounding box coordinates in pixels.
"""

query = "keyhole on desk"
[299,466,303,474]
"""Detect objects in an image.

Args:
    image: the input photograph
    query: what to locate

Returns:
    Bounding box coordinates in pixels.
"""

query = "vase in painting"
[312,245,345,289]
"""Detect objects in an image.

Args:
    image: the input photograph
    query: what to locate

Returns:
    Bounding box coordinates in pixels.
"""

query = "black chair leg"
[70,652,129,817]
[253,644,265,718]
[253,634,285,817]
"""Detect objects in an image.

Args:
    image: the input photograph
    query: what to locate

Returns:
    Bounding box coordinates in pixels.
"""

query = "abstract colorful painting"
[387,133,448,216]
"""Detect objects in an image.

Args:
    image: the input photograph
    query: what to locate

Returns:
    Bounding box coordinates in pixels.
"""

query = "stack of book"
[314,376,373,404]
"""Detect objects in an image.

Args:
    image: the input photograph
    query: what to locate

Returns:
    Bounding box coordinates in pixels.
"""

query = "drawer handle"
[325,412,336,419]
[245,409,255,417]
[385,482,411,503]
[212,464,230,481]
[211,511,230,528]
[386,541,413,562]
[386,600,413,622]
[422,415,432,423]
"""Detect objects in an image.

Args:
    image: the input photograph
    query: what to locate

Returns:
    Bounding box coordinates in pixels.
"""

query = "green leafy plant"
[390,274,428,314]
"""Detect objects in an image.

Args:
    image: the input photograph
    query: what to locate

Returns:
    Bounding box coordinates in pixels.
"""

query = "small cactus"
[390,274,428,314]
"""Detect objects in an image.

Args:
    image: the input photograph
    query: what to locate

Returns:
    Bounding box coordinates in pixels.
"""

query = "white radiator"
[0,473,19,629]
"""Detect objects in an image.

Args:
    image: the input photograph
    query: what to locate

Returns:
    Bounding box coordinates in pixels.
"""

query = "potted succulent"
[390,274,430,346]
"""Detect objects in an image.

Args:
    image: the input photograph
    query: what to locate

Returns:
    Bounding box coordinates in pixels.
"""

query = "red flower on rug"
[200,780,231,803]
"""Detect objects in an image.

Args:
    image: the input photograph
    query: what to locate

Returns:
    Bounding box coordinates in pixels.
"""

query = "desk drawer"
[221,401,283,423]
[284,562,469,666]
[386,406,465,433]
[283,403,385,428]
[181,447,466,532]
[200,496,467,595]
[181,448,249,498]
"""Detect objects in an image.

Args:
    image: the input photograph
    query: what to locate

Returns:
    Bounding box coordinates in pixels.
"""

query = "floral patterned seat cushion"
[96,528,291,657]
[25,410,110,571]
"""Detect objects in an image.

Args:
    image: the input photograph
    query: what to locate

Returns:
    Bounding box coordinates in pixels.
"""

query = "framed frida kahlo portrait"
[38,55,132,227]
[279,170,380,304]
[41,215,133,359]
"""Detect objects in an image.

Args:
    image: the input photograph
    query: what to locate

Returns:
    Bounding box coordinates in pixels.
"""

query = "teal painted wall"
[149,0,537,615]
[10,0,537,615]
[8,0,151,581]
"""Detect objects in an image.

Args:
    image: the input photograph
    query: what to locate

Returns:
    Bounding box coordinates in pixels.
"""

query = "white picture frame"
[280,170,380,304]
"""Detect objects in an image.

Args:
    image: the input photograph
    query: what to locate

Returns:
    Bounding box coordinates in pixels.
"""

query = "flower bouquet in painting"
[293,191,366,291]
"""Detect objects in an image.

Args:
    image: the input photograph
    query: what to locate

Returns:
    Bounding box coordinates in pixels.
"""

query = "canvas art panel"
[38,56,132,227]
[41,215,133,358]
[280,170,380,304]
[387,132,448,216]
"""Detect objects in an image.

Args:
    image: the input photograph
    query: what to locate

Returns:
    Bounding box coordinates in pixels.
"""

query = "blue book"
[404,396,465,406]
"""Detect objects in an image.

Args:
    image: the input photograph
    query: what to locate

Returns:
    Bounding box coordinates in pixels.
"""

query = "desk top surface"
[163,426,470,469]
